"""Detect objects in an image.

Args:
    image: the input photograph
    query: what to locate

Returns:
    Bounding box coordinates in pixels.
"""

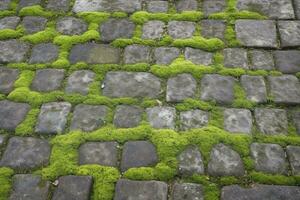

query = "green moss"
[0,168,14,200]
[21,28,58,44]
[218,176,239,185]
[218,67,246,77]
[77,12,110,24]
[111,12,128,18]
[225,25,241,47]
[0,28,23,40]
[14,70,34,88]
[19,5,55,18]
[249,172,299,185]
[296,72,300,78]
[0,10,15,18]
[189,175,220,200]
[15,109,40,136]
[233,83,257,109]
[175,99,214,111]
[208,107,224,129]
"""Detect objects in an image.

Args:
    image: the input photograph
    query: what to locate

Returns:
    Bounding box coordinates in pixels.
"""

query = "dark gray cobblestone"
[0,67,19,94]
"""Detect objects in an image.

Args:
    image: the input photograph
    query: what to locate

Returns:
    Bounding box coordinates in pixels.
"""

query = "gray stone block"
[274,50,300,74]
[172,183,204,200]
[124,45,151,64]
[168,21,196,39]
[180,110,209,131]
[201,20,226,40]
[46,0,70,12]
[286,145,300,175]
[31,69,65,92]
[56,17,87,35]
[147,1,168,13]
[241,75,267,103]
[178,146,204,176]
[185,47,213,65]
[249,50,274,70]
[154,47,180,65]
[203,0,226,16]
[278,21,300,47]
[65,70,95,95]
[0,16,20,30]
[113,105,143,128]
[29,43,59,64]
[0,0,11,11]
[142,20,165,40]
[224,48,248,69]
[22,16,47,34]
[0,40,30,63]
[146,106,176,129]
[176,0,198,12]
[0,67,19,94]
[224,108,252,134]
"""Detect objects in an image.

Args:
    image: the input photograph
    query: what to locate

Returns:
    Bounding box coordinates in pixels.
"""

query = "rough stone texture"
[142,20,165,40]
[166,73,197,102]
[176,0,198,12]
[0,16,20,30]
[9,174,50,200]
[286,145,300,175]
[124,45,151,64]
[178,146,205,176]
[46,0,70,12]
[121,141,158,172]
[147,1,168,13]
[35,102,71,134]
[249,50,274,70]
[102,72,161,98]
[295,0,300,19]
[168,21,196,39]
[56,17,87,35]
[146,106,176,129]
[251,143,288,174]
[224,109,252,134]
[180,110,209,131]
[254,108,288,135]
[0,0,11,11]
[114,179,168,200]
[29,43,59,64]
[241,75,267,103]
[185,47,213,65]
[293,112,300,135]
[224,48,248,69]
[70,104,108,132]
[65,70,95,95]
[18,0,41,9]
[203,0,226,16]
[274,50,300,74]
[172,183,204,200]
[0,100,30,131]
[0,40,30,63]
[0,137,50,170]
[278,21,300,47]
[154,47,180,65]
[31,69,65,92]
[0,67,19,94]
[200,74,235,104]
[52,176,93,200]
[22,16,47,34]
[79,142,118,166]
[100,18,135,42]
[113,105,143,128]
[201,20,226,40]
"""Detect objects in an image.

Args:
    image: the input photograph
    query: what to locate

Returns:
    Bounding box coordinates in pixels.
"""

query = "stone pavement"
[0,0,300,199]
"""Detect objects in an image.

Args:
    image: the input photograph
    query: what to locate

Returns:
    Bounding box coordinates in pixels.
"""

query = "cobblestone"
[172,183,204,200]
[180,109,209,131]
[168,21,196,39]
[65,70,95,95]
[241,75,267,103]
[0,40,30,63]
[56,17,87,35]
[146,106,176,129]
[31,69,65,92]
[224,108,252,134]
[29,43,59,64]
[22,16,47,34]
[113,105,143,128]
[178,146,205,176]
[0,67,19,94]
[274,50,300,74]
[0,16,20,30]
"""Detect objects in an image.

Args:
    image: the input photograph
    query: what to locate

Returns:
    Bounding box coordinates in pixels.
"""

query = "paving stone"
[56,17,87,35]
[70,104,108,131]
[249,50,274,70]
[46,0,70,12]
[224,108,252,134]
[0,100,30,131]
[224,48,248,69]
[250,143,288,174]
[102,72,161,98]
[124,45,151,64]
[147,1,168,13]
[178,146,204,176]
[0,137,50,170]
[79,142,118,166]
[154,47,180,65]
[278,21,300,47]
[52,176,93,200]
[35,102,71,134]
[142,20,165,40]
[241,75,267,103]
[69,43,121,64]
[202,0,226,16]
[146,106,176,129]
[0,16,20,30]
[286,145,300,175]
[65,70,95,95]
[18,0,41,9]
[176,0,198,12]
[293,112,300,134]
[180,110,209,131]
[0,67,19,94]
[236,0,295,19]
[221,184,300,200]
[31,69,65,92]
[235,20,277,48]
[113,105,143,128]
[268,75,300,105]
[295,0,300,19]
[0,40,30,63]
[172,183,204,200]
[100,18,135,42]
[168,21,196,39]
[200,20,226,40]
[200,74,235,104]
[9,174,50,200]
[254,108,288,135]
[274,50,300,74]
[208,143,245,176]
[29,43,59,64]
[22,16,47,34]
[121,141,158,171]
[0,0,11,11]
[114,179,168,200]
[185,47,213,65]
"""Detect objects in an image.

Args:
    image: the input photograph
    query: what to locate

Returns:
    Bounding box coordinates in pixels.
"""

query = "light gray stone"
[176,0,198,12]
[154,47,180,65]
[142,20,165,40]
[224,48,248,69]
[65,70,95,95]
[0,40,30,63]
[295,0,300,19]
[203,0,226,16]
[249,50,274,70]
[224,108,252,134]
[274,50,300,74]
[172,183,204,200]
[241,75,267,103]
[29,43,59,64]
[147,1,168,13]
[113,105,143,128]
[0,67,19,94]
[287,145,300,175]
[168,21,196,39]
[201,20,226,40]
[124,45,151,64]
[0,0,11,11]
[180,110,209,131]
[146,106,176,129]
[178,146,204,176]
[22,16,47,34]
[185,47,213,65]
[31,69,65,92]
[46,0,70,12]
[56,17,87,35]
[293,112,300,135]
[278,21,300,47]
[18,0,41,9]
[0,16,20,30]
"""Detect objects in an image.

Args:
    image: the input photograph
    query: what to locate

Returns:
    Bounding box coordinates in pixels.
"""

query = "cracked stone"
[124,45,151,64]
[142,20,165,40]
[18,0,41,9]
[113,105,143,128]
[154,47,180,65]
[178,146,205,176]
[147,1,168,13]
[249,50,274,70]
[241,75,267,103]
[203,0,226,16]
[65,70,95,95]
[172,183,204,200]
[176,0,198,12]
[46,0,70,12]
[0,40,30,63]
[201,20,226,40]
[224,108,252,134]
[185,47,213,65]
[29,43,59,64]
[274,50,300,74]
[146,106,176,129]
[0,0,11,11]
[224,48,248,69]
[278,21,300,47]
[0,16,20,30]
[56,17,87,35]
[22,16,47,34]
[0,67,19,94]
[31,69,65,92]
[168,21,196,39]
[180,110,209,131]
[286,145,300,175]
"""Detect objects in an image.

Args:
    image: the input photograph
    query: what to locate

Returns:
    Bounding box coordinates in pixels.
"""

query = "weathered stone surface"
[147,1,168,13]
[121,141,158,171]
[46,0,70,12]
[295,0,300,19]
[268,75,300,105]
[29,43,59,64]
[56,17,87,35]
[124,45,151,64]
[102,72,161,98]
[180,110,209,131]
[9,174,50,200]
[200,74,235,104]
[224,48,248,69]
[241,75,267,103]
[203,0,226,16]
[185,47,213,66]
[31,69,65,92]
[70,104,108,131]
[274,50,300,74]
[113,105,143,128]
[224,108,252,134]
[249,50,274,70]
[100,18,135,42]
[114,179,168,200]
[154,47,180,65]
[0,0,11,11]
[146,106,176,129]
[0,67,19,94]
[0,16,20,30]
[208,143,245,176]
[201,20,226,40]
[79,142,118,166]
[278,21,300,47]
[0,100,30,131]
[172,183,204,200]
[52,176,93,200]
[293,112,300,135]
[142,20,165,40]
[251,143,288,174]
[69,43,120,64]
[0,137,50,170]
[287,145,300,175]
[35,102,71,134]
[176,0,198,12]
[22,16,47,34]
[65,70,95,95]
[0,40,30,63]
[254,108,288,135]
[166,73,197,102]
[168,21,196,39]
[18,0,41,9]
[178,146,204,176]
